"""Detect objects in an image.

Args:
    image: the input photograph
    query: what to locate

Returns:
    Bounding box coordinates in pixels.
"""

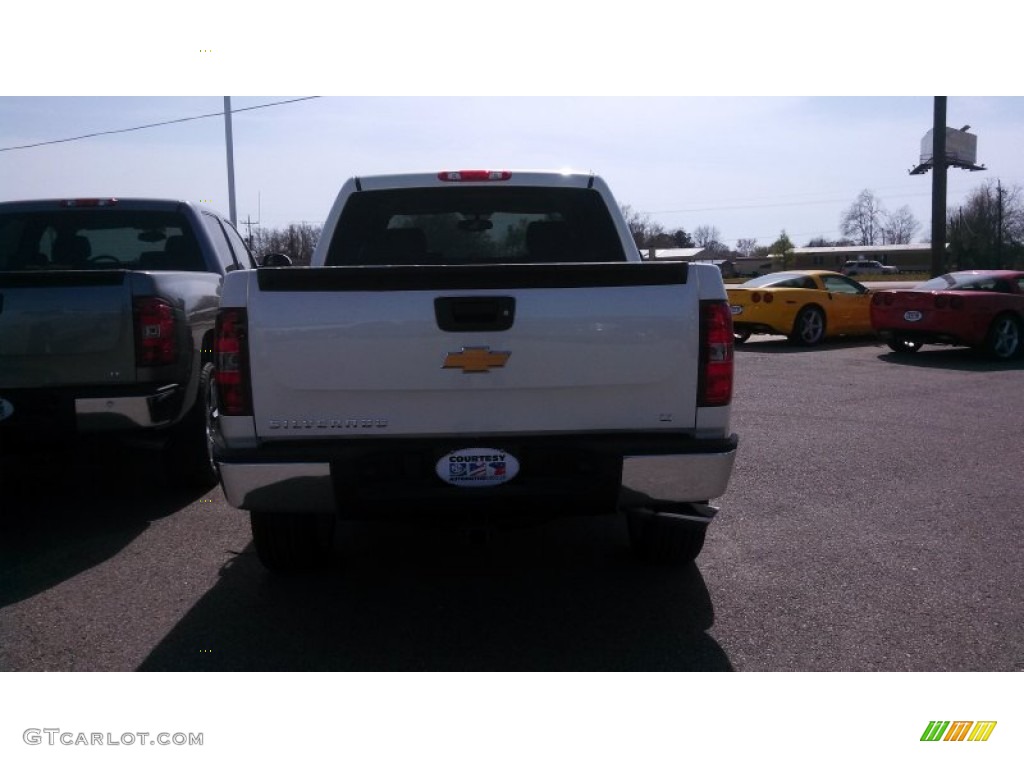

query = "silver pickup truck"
[0,197,254,487]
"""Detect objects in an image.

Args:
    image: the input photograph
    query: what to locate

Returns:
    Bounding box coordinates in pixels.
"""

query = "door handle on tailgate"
[434,296,515,332]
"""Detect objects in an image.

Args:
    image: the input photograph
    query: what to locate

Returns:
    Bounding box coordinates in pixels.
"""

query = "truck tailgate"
[0,271,136,387]
[246,264,700,439]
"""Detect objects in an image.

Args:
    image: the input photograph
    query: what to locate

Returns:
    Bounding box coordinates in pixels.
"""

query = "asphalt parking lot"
[1,335,1022,671]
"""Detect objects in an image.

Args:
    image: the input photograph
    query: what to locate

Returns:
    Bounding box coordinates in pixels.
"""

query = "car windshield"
[743,272,811,288]
[916,273,1006,291]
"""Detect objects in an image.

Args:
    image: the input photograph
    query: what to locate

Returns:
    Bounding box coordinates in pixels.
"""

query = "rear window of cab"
[325,187,626,266]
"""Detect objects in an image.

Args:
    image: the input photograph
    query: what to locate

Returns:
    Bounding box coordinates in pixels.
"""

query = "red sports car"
[870,270,1024,359]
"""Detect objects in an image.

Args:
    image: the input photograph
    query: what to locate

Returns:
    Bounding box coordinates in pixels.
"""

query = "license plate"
[904,310,923,322]
[730,305,743,316]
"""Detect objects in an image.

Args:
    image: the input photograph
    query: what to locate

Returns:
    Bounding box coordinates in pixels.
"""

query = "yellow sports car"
[727,270,874,346]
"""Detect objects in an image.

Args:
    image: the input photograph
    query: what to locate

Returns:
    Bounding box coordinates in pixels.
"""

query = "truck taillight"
[215,308,252,416]
[698,300,734,407]
[133,297,177,366]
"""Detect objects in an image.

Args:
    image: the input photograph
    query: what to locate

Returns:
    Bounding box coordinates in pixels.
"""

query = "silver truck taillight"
[214,308,252,416]
[133,297,177,366]
[698,300,734,407]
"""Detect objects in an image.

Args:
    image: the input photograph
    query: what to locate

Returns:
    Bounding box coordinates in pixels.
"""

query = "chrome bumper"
[75,387,179,431]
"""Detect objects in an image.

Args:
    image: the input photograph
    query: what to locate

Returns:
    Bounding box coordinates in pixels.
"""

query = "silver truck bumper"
[620,448,736,504]
[75,388,177,431]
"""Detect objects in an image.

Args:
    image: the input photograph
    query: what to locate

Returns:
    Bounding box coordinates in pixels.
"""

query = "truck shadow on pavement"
[0,440,214,609]
[138,515,733,671]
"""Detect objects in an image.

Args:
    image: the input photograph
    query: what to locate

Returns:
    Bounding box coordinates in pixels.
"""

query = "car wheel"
[887,336,923,354]
[164,362,219,490]
[983,313,1022,360]
[250,510,336,572]
[790,306,826,346]
[734,329,751,345]
[625,506,707,565]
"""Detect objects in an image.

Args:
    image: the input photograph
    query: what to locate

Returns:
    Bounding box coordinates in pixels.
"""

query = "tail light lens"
[134,297,177,366]
[935,295,948,309]
[873,292,896,306]
[763,293,774,304]
[699,300,734,407]
[751,292,761,303]
[215,308,252,416]
[950,296,964,309]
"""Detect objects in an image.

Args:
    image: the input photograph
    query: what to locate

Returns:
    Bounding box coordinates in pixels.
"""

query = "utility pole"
[909,98,986,277]
[930,97,947,278]
[957,207,963,270]
[224,97,237,227]
[997,179,1003,268]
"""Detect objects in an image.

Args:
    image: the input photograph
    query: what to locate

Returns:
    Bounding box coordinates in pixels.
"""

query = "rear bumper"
[0,383,185,440]
[215,432,738,514]
[872,317,983,348]
[75,385,183,430]
[872,310,986,347]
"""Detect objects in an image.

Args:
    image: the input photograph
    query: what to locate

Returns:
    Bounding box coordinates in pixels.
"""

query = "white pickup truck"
[211,170,738,571]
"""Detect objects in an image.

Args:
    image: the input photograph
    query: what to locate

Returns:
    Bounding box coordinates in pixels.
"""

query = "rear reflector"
[698,300,734,407]
[214,308,252,417]
[133,297,177,366]
[438,170,512,182]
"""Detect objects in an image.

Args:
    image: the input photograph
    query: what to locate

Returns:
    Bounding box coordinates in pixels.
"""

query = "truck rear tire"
[250,510,336,572]
[625,506,707,564]
[164,363,219,490]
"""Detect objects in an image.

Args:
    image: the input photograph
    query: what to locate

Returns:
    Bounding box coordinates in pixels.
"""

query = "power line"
[0,97,320,153]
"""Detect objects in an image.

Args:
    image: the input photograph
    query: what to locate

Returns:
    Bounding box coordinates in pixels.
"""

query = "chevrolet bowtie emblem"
[443,346,511,373]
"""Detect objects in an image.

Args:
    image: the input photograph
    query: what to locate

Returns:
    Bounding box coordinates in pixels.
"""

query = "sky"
[4,3,1022,251]
[3,95,1021,249]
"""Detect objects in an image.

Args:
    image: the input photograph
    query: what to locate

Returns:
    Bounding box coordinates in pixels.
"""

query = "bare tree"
[693,225,721,249]
[881,205,920,244]
[735,238,758,257]
[948,179,1024,269]
[620,204,665,248]
[251,223,322,265]
[840,189,885,246]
